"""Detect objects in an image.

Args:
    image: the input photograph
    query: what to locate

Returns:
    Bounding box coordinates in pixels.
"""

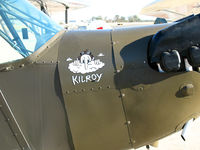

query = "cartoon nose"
[83,58,88,69]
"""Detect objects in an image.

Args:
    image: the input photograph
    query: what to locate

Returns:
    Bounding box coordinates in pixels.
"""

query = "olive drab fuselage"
[1,22,200,150]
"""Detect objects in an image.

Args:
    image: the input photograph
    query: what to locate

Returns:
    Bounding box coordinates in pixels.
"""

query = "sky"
[52,0,156,22]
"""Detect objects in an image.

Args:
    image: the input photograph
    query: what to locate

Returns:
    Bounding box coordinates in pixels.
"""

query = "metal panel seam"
[110,30,133,147]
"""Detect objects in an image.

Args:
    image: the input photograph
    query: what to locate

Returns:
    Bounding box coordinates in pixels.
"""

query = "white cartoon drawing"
[68,50,105,74]
[66,57,73,61]
[97,53,105,57]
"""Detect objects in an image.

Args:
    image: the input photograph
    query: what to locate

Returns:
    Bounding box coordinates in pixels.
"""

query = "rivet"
[20,64,25,67]
[14,133,18,136]
[125,121,131,125]
[138,87,144,91]
[66,91,70,94]
[121,93,125,97]
[98,86,102,90]
[120,65,123,69]
[107,85,111,88]
[91,88,94,91]
[82,89,85,92]
[5,67,10,71]
[43,61,45,63]
[74,90,77,93]
[116,70,120,73]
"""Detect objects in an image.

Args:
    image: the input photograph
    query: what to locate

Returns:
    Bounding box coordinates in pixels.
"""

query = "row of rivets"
[35,60,60,64]
[0,59,59,72]
[66,85,111,94]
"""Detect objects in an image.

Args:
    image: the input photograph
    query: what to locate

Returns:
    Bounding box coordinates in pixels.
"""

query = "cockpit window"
[0,0,62,62]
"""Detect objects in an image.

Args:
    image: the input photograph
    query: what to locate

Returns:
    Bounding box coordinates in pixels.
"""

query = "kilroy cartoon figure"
[79,51,94,70]
[67,50,105,85]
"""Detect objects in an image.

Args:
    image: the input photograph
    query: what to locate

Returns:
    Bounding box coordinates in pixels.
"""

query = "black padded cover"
[188,46,200,67]
[149,14,200,63]
[160,50,181,72]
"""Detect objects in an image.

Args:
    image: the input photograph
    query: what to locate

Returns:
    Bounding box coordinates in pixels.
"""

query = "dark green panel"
[0,64,70,150]
[112,24,170,71]
[65,89,130,150]
[58,31,131,150]
[112,25,200,148]
[0,90,31,149]
[0,31,71,150]
[0,111,21,150]
[122,72,200,148]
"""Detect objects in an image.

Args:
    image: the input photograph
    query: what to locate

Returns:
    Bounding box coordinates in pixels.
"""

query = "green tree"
[119,16,126,22]
[128,15,141,22]
[114,15,127,22]
[114,15,120,22]
[91,16,103,21]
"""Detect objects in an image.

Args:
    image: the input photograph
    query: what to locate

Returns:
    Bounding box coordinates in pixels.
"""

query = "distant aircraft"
[141,0,200,20]
[1,0,200,150]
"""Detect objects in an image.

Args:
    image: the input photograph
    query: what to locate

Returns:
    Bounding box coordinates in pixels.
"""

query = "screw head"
[121,93,125,97]
[66,91,70,94]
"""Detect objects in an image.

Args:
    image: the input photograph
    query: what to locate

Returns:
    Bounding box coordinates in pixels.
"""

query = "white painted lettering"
[86,75,91,82]
[91,74,97,81]
[78,76,81,83]
[81,76,86,83]
[72,73,103,85]
[96,73,103,82]
[72,76,79,85]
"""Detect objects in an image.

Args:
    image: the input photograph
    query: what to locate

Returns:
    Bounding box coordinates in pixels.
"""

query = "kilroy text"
[72,73,103,85]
